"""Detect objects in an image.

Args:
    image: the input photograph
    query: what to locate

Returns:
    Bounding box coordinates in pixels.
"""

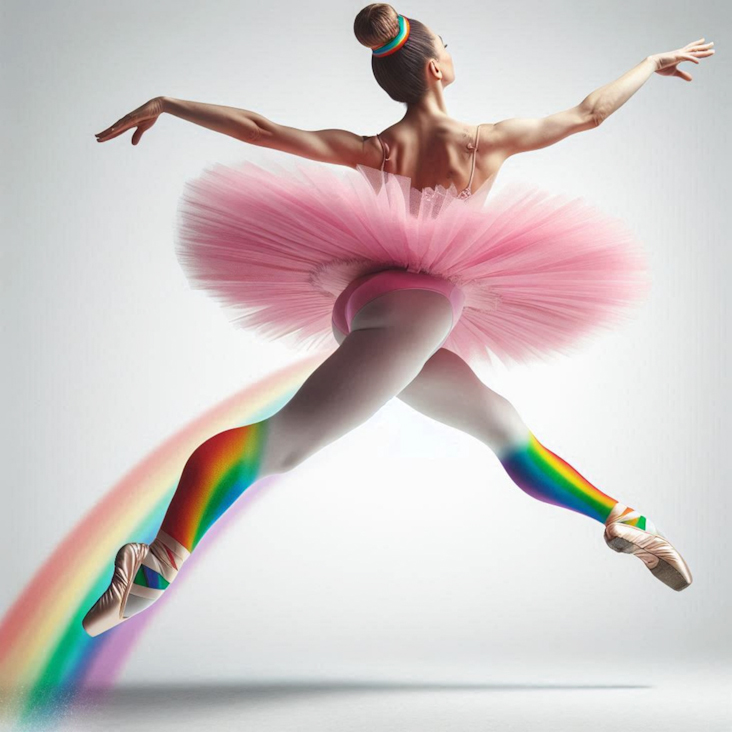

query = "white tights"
[258,289,531,477]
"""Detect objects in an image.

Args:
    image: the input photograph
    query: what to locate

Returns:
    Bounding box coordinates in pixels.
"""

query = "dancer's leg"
[385,347,693,591]
[389,346,648,528]
[121,289,455,619]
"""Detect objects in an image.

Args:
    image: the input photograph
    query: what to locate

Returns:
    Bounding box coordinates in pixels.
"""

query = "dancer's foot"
[82,531,189,637]
[82,542,149,637]
[604,502,693,591]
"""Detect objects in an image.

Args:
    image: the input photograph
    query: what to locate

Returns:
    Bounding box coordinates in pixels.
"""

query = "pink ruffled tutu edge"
[173,159,652,369]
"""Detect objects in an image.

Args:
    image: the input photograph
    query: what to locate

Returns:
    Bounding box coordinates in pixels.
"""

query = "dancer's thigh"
[332,327,525,450]
[395,347,530,453]
[264,289,455,473]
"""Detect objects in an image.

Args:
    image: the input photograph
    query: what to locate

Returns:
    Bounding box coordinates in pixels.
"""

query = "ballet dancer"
[83,4,714,636]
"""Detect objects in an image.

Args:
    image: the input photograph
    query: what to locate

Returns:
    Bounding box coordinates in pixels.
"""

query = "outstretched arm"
[162,98,370,167]
[491,37,714,157]
[95,96,371,168]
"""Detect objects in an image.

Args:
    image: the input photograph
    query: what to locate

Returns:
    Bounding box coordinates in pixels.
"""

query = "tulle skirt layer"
[174,159,651,368]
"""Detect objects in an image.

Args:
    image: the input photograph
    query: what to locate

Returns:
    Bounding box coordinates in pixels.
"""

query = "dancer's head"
[354,4,454,106]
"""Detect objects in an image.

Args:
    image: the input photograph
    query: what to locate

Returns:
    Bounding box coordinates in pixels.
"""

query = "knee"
[273,445,316,474]
[481,394,530,453]
[262,417,319,474]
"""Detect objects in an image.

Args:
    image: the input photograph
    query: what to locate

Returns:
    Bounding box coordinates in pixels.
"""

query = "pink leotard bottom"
[331,269,466,349]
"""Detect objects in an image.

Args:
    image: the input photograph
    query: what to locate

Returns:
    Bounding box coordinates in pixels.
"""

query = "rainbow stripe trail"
[499,432,622,525]
[0,354,326,730]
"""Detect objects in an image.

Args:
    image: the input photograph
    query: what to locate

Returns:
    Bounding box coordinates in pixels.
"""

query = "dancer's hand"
[95,97,165,144]
[649,38,715,81]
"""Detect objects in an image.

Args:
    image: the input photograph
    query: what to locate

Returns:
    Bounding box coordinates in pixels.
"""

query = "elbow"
[577,103,604,130]
[589,108,607,128]
[237,119,266,145]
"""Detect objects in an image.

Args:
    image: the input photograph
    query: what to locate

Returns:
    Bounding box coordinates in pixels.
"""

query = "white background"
[2,0,730,688]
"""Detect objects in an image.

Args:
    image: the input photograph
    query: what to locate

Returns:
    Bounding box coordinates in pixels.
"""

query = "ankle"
[150,530,192,579]
[606,502,630,525]
[605,502,661,535]
[121,532,191,620]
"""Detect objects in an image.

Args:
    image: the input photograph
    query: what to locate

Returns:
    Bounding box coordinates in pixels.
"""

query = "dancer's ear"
[427,58,443,81]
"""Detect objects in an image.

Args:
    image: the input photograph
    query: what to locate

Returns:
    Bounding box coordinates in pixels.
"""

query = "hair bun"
[354,3,399,49]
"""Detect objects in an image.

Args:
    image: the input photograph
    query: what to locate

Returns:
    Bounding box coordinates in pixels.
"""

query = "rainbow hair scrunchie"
[372,14,411,57]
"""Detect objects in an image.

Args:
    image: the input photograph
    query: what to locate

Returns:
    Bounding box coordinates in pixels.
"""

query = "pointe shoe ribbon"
[139,531,190,584]
[604,503,693,591]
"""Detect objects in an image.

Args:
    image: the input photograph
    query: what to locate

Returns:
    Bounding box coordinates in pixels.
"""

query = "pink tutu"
[174,159,651,368]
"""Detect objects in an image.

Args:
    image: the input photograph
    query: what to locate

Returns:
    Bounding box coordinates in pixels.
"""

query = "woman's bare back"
[364,118,506,195]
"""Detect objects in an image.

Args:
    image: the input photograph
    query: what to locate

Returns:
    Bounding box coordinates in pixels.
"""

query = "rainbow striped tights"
[121,330,647,618]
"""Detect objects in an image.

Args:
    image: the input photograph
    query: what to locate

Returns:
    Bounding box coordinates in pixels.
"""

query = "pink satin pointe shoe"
[604,503,693,591]
[82,542,149,637]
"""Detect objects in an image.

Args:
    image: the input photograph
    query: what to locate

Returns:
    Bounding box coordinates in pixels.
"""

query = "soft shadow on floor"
[19,676,731,732]
[75,679,651,711]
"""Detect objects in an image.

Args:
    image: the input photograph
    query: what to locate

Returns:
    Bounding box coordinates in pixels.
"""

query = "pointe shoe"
[82,542,149,637]
[604,503,693,591]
